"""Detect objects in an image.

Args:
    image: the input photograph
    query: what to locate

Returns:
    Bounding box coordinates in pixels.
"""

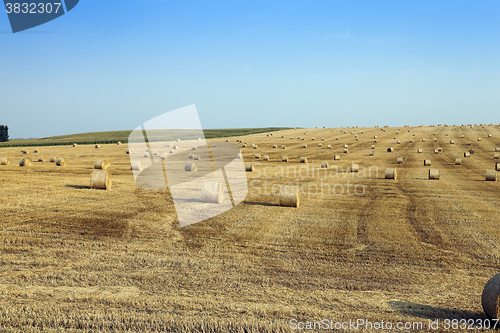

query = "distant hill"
[0,127,293,148]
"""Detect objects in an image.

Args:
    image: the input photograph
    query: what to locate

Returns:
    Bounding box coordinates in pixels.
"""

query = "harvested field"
[0,125,500,332]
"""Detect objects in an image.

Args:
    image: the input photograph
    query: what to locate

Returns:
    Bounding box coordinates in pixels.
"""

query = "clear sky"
[1,1,499,139]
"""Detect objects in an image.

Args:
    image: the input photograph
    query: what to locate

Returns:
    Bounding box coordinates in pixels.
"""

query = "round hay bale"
[422,138,426,142]
[201,182,224,204]
[303,144,307,148]
[34,149,40,153]
[417,149,423,153]
[56,158,67,167]
[371,145,375,149]
[282,156,288,162]
[343,148,348,153]
[242,144,247,147]
[461,135,465,138]
[245,163,254,172]
[413,133,416,136]
[185,162,198,172]
[397,158,403,164]
[153,151,159,156]
[445,133,448,136]
[94,159,111,170]
[282,145,286,149]
[117,142,122,145]
[255,154,261,159]
[263,155,270,161]
[322,138,325,141]
[464,152,470,157]
[253,145,258,149]
[131,161,143,171]
[424,159,432,166]
[173,145,179,150]
[467,141,472,145]
[495,147,500,152]
[486,170,497,181]
[321,161,329,168]
[455,159,462,165]
[21,149,29,154]
[300,156,308,163]
[161,154,168,160]
[434,149,439,154]
[169,150,174,154]
[318,143,322,147]
[311,137,315,141]
[433,138,438,142]
[194,154,201,160]
[478,138,482,141]
[49,156,57,163]
[334,155,340,160]
[144,152,150,158]
[327,145,332,149]
[188,153,193,159]
[397,140,401,144]
[410,140,414,143]
[429,169,440,180]
[374,139,378,143]
[38,156,45,162]
[279,185,299,208]
[176,139,181,143]
[273,144,277,148]
[385,168,397,179]
[90,171,112,190]
[494,153,499,159]
[489,134,493,138]
[469,149,475,154]
[387,147,394,152]
[350,164,359,172]
[374,135,378,139]
[369,151,374,156]
[450,140,454,144]
[438,147,442,152]
[0,157,10,165]
[126,149,134,154]
[19,157,32,167]
[496,162,500,171]
[192,147,197,151]
[73,144,78,147]
[336,137,339,140]
[344,144,348,148]
[95,144,100,148]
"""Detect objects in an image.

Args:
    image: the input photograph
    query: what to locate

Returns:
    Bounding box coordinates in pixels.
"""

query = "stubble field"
[0,124,499,332]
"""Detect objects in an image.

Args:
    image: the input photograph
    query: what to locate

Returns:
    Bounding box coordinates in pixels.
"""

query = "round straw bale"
[173,145,179,150]
[131,161,143,171]
[469,149,475,154]
[369,151,374,156]
[334,155,340,160]
[422,138,426,142]
[371,145,375,149]
[188,153,193,159]
[153,151,159,156]
[253,145,258,149]
[117,142,122,145]
[424,159,432,166]
[282,156,288,162]
[321,161,329,168]
[397,158,403,164]
[38,156,45,162]
[494,153,499,159]
[281,135,285,138]
[318,143,322,147]
[433,138,438,142]
[176,139,181,142]
[488,134,492,138]
[428,169,440,180]
[311,137,315,141]
[413,133,416,136]
[161,154,168,160]
[0,157,10,165]
[438,147,442,152]
[302,144,307,148]
[496,163,500,171]
[478,138,482,141]
[144,152,150,158]
[461,135,465,138]
[374,135,378,139]
[327,145,332,149]
[90,171,112,190]
[417,149,423,153]
[336,137,339,140]
[126,149,134,154]
[445,133,448,136]
[464,152,470,157]
[387,147,394,152]
[397,140,401,144]
[245,163,254,172]
[279,185,299,208]
[343,148,348,153]
[273,144,277,148]
[19,157,32,167]
[201,182,224,204]
[192,147,197,151]
[467,141,472,145]
[300,156,307,163]
[242,144,247,147]
[73,144,78,147]
[34,149,40,153]
[255,154,260,159]
[282,145,286,149]
[56,158,67,166]
[410,140,414,143]
[344,144,348,148]
[169,150,174,154]
[434,149,439,154]
[290,137,293,140]
[21,149,29,154]
[495,147,500,152]
[95,145,100,148]
[322,138,325,141]
[350,164,359,172]
[94,159,111,170]
[486,170,497,181]
[450,140,454,144]
[374,139,378,143]
[194,154,201,160]
[385,168,397,179]
[455,159,462,165]
[185,162,198,172]
[263,155,269,161]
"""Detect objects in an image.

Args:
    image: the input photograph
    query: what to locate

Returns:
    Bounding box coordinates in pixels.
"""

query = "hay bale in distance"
[56,158,67,167]
[385,168,397,179]
[95,145,100,149]
[38,156,45,162]
[397,158,403,164]
[494,153,499,159]
[321,161,329,168]
[343,148,348,153]
[300,156,308,163]
[131,161,143,171]
[0,157,10,165]
[19,158,32,167]
[73,144,78,147]
[255,154,260,159]
[455,159,462,165]
[188,153,193,159]
[282,145,286,149]
[350,164,359,172]
[496,163,500,171]
[486,170,497,181]
[279,185,299,208]
[424,159,432,166]
[90,171,112,190]
[387,147,394,152]
[273,144,277,148]
[282,156,288,162]
[201,182,224,204]
[464,152,470,157]
[303,144,307,148]
[422,138,426,142]
[417,149,423,153]
[185,162,198,172]
[94,159,111,170]
[245,163,254,172]
[194,155,201,160]
[429,169,440,180]
[327,145,332,149]
[334,155,340,160]
[262,155,269,161]
[34,149,40,153]
[21,149,29,154]
[478,138,482,141]
[117,142,122,145]
[369,151,374,156]
[450,140,454,144]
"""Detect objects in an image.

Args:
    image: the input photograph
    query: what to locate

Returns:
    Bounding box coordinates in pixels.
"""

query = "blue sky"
[1,1,499,138]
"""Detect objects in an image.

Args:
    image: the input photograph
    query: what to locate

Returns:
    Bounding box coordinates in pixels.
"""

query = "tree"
[0,125,9,142]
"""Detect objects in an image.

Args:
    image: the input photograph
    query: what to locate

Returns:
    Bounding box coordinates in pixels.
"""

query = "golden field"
[0,124,499,332]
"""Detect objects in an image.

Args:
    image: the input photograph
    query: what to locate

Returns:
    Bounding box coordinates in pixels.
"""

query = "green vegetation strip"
[0,128,293,148]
